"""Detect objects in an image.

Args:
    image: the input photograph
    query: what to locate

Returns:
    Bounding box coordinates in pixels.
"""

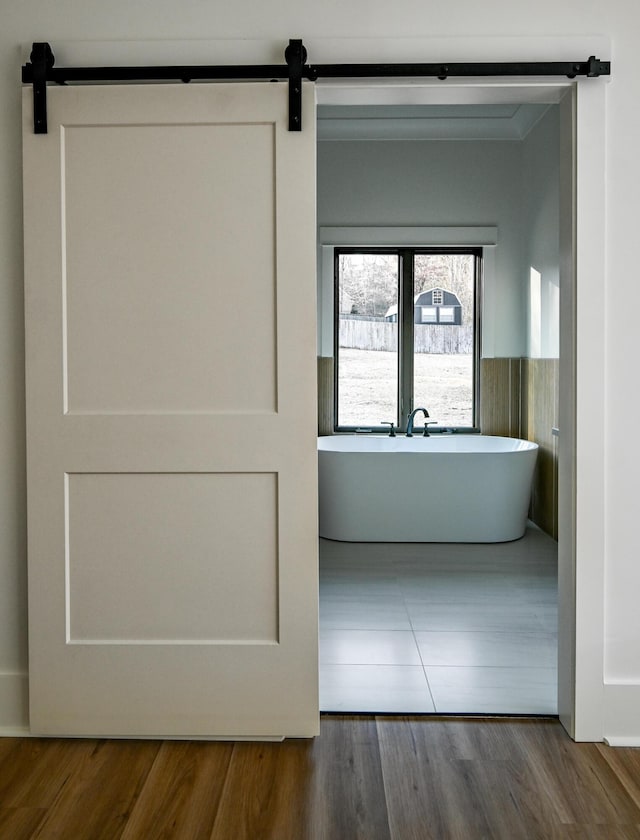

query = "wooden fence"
[339,317,473,354]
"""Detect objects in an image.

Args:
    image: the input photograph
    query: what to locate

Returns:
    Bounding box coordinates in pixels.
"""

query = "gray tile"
[401,579,519,606]
[533,604,559,629]
[320,629,422,665]
[318,524,558,714]
[400,582,506,597]
[415,630,557,668]
[512,580,558,606]
[320,600,412,631]
[426,665,557,714]
[320,664,435,713]
[320,578,403,600]
[407,602,547,633]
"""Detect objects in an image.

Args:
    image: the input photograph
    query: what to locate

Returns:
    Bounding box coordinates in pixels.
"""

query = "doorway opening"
[316,94,566,716]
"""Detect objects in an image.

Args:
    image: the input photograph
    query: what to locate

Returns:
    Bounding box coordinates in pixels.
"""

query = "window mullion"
[399,249,414,433]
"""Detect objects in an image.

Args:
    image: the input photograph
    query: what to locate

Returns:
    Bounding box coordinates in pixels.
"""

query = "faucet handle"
[380,421,396,438]
[423,421,437,437]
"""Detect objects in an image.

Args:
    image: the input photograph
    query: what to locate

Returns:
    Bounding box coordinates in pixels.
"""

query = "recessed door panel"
[63,122,277,414]
[66,472,278,643]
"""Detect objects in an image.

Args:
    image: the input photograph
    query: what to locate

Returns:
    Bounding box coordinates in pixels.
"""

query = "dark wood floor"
[1,716,639,839]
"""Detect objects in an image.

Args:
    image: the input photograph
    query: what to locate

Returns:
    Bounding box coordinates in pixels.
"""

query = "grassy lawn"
[337,348,473,428]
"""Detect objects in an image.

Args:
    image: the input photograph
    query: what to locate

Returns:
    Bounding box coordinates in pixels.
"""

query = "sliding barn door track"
[22,39,611,135]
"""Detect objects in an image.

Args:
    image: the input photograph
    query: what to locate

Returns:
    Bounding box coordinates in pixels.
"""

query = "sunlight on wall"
[530,267,542,357]
[529,267,559,359]
[547,281,559,358]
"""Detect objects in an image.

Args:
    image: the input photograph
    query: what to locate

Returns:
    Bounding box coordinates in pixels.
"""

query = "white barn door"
[22,82,318,738]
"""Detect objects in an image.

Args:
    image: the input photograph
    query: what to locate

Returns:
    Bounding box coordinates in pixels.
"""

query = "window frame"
[333,246,482,434]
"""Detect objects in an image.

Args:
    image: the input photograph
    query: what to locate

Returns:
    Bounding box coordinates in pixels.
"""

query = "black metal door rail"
[22,39,610,135]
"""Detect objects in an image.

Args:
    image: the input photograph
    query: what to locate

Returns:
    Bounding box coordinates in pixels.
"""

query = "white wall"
[1,0,639,741]
[317,138,525,356]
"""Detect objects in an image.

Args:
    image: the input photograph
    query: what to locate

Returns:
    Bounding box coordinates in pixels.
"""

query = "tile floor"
[319,523,558,715]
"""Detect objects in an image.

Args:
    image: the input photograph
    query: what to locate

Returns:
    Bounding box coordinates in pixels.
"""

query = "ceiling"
[316,103,552,141]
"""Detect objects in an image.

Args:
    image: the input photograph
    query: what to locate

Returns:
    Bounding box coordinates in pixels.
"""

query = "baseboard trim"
[0,726,31,737]
[604,735,640,748]
[603,683,640,746]
[0,671,29,733]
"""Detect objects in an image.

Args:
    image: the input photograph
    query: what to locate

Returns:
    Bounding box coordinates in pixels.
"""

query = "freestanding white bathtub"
[318,434,538,543]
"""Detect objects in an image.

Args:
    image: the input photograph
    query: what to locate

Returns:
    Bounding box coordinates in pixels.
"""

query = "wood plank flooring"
[1,716,639,839]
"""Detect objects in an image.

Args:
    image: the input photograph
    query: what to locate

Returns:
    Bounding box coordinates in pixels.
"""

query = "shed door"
[22,82,318,738]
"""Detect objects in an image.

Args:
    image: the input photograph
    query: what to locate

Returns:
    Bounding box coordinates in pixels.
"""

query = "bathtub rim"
[317,433,539,454]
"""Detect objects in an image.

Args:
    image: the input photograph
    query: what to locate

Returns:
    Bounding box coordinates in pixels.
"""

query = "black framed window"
[334,247,481,432]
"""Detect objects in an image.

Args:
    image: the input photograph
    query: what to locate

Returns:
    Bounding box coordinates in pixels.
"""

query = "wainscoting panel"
[480,357,558,540]
[318,357,334,436]
[479,358,521,437]
[522,359,559,539]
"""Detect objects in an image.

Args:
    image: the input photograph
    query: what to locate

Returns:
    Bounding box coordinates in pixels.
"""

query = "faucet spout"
[406,407,429,437]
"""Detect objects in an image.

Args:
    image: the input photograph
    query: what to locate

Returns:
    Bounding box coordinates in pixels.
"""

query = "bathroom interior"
[315,100,561,715]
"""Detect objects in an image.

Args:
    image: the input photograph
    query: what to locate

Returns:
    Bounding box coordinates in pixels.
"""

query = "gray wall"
[317,109,562,357]
[523,106,560,358]
[317,138,526,357]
